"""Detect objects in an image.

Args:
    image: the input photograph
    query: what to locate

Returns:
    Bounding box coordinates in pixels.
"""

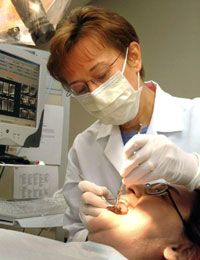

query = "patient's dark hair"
[180,190,200,259]
[185,190,200,245]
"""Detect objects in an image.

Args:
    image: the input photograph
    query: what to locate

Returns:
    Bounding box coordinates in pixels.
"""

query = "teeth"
[118,198,129,206]
[117,200,129,215]
[107,203,113,207]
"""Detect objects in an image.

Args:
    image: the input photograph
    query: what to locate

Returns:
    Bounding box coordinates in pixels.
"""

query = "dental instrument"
[111,123,143,214]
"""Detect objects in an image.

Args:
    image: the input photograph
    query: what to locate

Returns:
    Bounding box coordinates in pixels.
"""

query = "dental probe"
[115,179,125,208]
[115,123,143,210]
[137,123,143,135]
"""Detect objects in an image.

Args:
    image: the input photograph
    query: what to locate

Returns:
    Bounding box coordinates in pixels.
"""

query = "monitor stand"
[0,145,6,156]
[0,145,30,164]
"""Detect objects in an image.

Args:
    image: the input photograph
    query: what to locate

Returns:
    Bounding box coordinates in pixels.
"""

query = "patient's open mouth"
[107,205,124,214]
[107,199,129,215]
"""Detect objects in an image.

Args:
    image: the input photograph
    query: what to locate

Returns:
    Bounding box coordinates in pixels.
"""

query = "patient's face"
[88,184,196,260]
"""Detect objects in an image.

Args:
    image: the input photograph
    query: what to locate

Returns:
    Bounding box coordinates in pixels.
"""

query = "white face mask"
[75,48,143,125]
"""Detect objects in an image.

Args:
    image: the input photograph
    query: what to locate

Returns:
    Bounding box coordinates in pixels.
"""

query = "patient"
[86,182,200,260]
[0,183,200,260]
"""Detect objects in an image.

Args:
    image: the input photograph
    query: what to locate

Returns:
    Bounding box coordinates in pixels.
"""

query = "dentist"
[47,5,200,242]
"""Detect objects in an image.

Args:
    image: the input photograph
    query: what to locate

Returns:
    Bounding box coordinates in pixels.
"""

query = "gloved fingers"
[124,134,153,159]
[100,186,114,199]
[106,196,116,205]
[121,155,139,178]
[132,171,164,185]
[82,191,110,208]
[79,180,105,196]
[78,180,113,200]
[100,187,116,204]
[121,146,152,178]
[123,160,156,187]
[81,205,106,217]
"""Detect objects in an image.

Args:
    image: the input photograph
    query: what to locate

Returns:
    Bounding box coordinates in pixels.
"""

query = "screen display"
[0,50,39,128]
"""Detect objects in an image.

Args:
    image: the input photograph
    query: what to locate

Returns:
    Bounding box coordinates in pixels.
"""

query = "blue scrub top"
[121,126,148,145]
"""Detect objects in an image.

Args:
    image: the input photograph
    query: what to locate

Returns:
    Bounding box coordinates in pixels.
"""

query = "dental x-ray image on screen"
[0,43,46,155]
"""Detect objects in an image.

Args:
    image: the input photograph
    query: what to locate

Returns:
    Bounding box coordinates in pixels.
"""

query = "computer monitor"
[0,43,46,154]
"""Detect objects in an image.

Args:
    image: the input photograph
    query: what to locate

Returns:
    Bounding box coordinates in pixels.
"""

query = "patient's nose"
[127,184,146,198]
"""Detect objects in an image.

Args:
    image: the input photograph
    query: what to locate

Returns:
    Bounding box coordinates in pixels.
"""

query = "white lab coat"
[63,83,200,241]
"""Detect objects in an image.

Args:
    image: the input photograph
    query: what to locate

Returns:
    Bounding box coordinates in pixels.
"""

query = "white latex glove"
[78,180,115,227]
[121,134,200,191]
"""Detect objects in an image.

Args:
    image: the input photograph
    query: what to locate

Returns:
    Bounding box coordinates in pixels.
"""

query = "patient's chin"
[88,209,122,234]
